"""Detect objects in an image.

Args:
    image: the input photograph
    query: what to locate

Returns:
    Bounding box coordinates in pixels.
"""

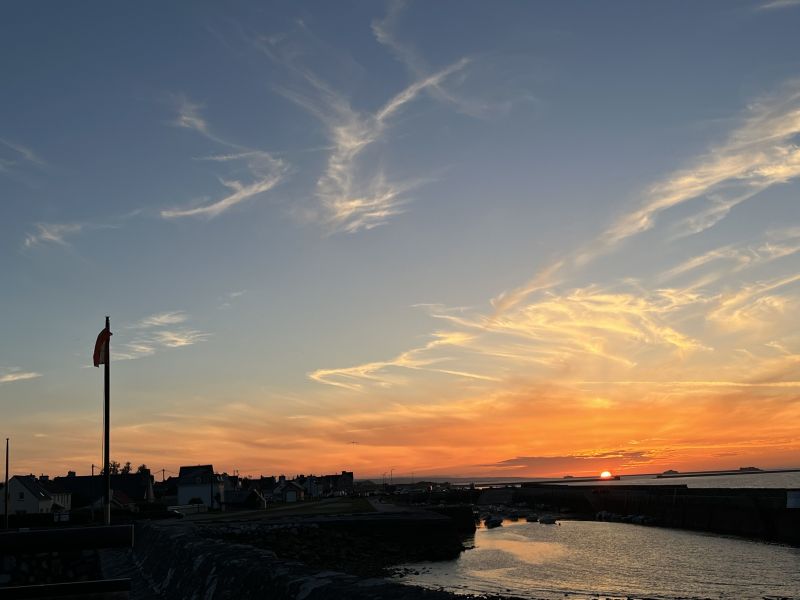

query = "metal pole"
[4,438,9,529]
[103,316,111,526]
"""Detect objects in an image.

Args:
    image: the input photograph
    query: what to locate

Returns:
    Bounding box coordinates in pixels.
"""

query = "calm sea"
[463,471,800,489]
[567,471,800,489]
[395,520,800,599]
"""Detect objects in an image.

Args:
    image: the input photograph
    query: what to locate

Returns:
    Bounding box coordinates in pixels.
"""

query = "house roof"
[53,473,153,507]
[38,479,69,496]
[15,476,52,501]
[275,480,304,494]
[178,465,215,485]
[225,489,265,505]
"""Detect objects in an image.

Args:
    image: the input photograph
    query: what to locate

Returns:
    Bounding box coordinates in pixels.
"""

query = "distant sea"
[566,471,800,489]
[437,470,800,489]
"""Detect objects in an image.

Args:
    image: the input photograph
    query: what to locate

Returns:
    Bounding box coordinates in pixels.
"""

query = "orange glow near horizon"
[600,471,613,479]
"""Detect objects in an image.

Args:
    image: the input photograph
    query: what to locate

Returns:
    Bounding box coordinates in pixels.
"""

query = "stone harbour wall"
[130,514,512,600]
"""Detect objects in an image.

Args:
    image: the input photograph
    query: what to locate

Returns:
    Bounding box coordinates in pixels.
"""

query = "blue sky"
[2,1,800,478]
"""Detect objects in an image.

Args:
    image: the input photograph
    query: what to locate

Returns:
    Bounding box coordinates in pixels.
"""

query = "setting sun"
[600,471,613,479]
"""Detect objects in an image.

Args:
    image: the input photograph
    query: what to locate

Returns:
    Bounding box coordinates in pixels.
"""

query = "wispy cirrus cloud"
[757,0,800,10]
[135,311,188,328]
[22,218,128,250]
[218,289,246,310]
[606,82,800,245]
[254,22,469,233]
[161,97,288,219]
[372,1,525,118]
[483,81,800,318]
[23,223,84,248]
[310,81,800,412]
[0,369,41,384]
[113,311,210,361]
[0,137,46,179]
[658,227,800,284]
[172,96,210,136]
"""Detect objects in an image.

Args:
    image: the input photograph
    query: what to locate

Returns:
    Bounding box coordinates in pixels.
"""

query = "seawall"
[516,484,800,544]
[128,511,501,600]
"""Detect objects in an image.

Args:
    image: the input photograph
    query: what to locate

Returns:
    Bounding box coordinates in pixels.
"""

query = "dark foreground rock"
[128,512,523,599]
[202,512,466,577]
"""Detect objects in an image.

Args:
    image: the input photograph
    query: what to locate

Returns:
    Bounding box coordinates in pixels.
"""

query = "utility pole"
[4,438,9,529]
[92,464,95,477]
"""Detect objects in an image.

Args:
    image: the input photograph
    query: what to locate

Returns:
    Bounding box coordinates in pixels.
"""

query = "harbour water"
[395,519,800,599]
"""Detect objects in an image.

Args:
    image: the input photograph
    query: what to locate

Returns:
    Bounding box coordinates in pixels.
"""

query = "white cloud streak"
[136,311,188,328]
[162,97,288,219]
[173,97,209,135]
[113,311,210,361]
[0,370,41,384]
[490,81,800,317]
[0,137,45,175]
[372,1,506,118]
[310,82,800,392]
[607,83,800,245]
[257,26,468,233]
[23,223,83,248]
[758,0,800,10]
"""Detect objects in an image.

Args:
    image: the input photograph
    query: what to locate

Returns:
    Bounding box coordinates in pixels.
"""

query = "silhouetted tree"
[103,461,121,475]
[136,464,148,474]
[121,461,132,475]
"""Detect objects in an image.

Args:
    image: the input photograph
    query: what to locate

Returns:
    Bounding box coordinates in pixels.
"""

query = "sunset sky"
[2,1,800,480]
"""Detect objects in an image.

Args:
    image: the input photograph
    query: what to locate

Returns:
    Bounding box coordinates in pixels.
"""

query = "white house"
[177,465,225,509]
[0,476,58,514]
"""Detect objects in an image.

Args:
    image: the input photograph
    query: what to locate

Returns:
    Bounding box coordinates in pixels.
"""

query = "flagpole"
[4,437,9,529]
[103,316,111,526]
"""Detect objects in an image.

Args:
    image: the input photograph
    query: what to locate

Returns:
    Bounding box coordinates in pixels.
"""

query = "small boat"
[484,516,503,529]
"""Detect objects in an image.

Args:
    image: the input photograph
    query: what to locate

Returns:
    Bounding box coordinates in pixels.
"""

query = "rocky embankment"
[200,512,467,578]
[128,509,522,599]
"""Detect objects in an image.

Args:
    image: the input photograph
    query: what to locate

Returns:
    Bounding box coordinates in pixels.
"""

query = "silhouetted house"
[177,465,224,509]
[291,471,353,498]
[273,480,305,503]
[224,488,267,510]
[258,476,277,496]
[112,489,137,510]
[222,474,241,494]
[153,476,179,504]
[54,470,154,509]
[38,476,72,511]
[0,476,68,515]
[297,475,321,498]
[317,471,354,496]
[353,480,381,495]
